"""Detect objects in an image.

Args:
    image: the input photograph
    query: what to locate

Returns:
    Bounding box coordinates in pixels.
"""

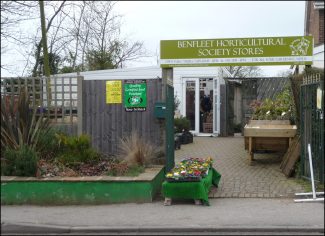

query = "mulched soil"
[37,159,115,178]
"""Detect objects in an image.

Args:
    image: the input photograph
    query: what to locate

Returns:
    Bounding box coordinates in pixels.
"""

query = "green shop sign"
[124,80,147,112]
[160,36,313,67]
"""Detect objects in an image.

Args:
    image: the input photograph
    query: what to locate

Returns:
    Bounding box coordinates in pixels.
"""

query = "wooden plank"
[245,136,289,152]
[248,120,290,125]
[77,76,83,136]
[281,136,301,177]
[69,77,73,124]
[280,136,298,169]
[248,137,253,165]
[244,126,297,137]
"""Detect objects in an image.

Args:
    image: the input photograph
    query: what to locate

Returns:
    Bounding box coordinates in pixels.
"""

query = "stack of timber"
[280,135,300,177]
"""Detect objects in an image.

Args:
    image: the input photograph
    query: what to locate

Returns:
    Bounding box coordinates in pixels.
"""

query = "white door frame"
[182,77,220,135]
[182,78,200,134]
[213,78,220,135]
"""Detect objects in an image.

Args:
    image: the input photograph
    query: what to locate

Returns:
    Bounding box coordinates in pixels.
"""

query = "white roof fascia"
[313,44,324,68]
[55,66,162,80]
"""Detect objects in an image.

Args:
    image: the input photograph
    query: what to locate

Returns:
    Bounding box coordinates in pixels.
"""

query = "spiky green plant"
[1,145,38,177]
[1,88,50,151]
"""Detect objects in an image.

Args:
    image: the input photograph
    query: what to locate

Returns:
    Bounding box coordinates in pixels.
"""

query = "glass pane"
[186,81,196,130]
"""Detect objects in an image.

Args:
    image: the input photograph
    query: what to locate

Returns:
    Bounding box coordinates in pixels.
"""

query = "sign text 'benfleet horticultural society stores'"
[160,36,313,68]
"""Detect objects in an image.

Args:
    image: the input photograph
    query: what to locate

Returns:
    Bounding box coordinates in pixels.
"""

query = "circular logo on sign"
[128,96,143,105]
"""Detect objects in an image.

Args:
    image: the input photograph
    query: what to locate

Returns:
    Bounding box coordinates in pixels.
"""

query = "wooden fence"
[81,79,163,156]
[1,76,80,135]
[225,77,289,135]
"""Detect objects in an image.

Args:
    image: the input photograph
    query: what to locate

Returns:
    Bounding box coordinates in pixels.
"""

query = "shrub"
[174,116,191,133]
[36,128,60,160]
[56,134,100,166]
[1,145,38,177]
[118,131,157,167]
[250,86,296,124]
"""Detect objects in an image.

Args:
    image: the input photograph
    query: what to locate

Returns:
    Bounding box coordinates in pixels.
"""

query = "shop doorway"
[184,77,219,135]
[199,78,213,134]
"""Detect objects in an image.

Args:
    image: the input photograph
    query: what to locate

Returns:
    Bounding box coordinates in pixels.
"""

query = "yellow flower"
[166,173,173,178]
[174,172,180,177]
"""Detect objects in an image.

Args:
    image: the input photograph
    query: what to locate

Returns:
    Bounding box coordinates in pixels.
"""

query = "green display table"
[162,167,221,206]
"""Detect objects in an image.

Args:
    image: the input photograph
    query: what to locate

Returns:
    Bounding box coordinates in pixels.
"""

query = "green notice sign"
[124,80,147,112]
[160,36,313,67]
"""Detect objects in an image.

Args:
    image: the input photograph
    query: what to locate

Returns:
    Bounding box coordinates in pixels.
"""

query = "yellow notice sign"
[106,81,122,104]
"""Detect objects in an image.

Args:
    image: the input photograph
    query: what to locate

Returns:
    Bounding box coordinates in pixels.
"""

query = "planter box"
[1,166,164,205]
[244,120,297,165]
[175,131,193,145]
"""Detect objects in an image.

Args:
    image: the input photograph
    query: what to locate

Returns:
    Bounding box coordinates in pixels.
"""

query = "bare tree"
[223,66,263,78]
[1,1,146,76]
[31,1,66,76]
[82,1,145,70]
[0,1,38,71]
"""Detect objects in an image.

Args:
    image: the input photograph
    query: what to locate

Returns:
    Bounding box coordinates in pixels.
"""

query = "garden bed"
[1,166,165,205]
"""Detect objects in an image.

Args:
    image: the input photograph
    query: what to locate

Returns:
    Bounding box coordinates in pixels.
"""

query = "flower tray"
[166,177,202,182]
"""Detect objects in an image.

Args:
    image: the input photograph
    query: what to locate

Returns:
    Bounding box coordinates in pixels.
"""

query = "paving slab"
[175,136,308,198]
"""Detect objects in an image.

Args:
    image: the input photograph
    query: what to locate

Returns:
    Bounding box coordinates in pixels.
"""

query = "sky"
[114,1,306,76]
[1,1,306,77]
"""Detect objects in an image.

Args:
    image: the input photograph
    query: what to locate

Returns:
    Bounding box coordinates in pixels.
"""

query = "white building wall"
[313,44,324,68]
[173,67,222,117]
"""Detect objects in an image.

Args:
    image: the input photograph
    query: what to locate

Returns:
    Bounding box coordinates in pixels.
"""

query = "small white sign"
[317,87,322,109]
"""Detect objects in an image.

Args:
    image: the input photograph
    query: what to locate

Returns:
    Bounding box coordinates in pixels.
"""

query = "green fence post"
[162,68,175,172]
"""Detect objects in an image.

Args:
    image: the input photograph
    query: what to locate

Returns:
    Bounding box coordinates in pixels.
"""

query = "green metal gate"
[300,79,324,184]
[165,85,175,172]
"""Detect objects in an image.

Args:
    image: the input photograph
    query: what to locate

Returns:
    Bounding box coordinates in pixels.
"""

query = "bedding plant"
[165,157,213,181]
